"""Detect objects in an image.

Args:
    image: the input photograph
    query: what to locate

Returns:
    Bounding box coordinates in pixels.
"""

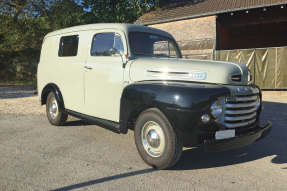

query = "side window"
[91,33,124,56]
[58,35,79,57]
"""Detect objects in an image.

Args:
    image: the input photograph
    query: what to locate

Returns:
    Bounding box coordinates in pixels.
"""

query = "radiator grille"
[223,94,260,128]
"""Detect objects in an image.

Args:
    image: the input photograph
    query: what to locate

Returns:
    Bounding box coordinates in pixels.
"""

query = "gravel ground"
[0,85,286,190]
[0,86,44,116]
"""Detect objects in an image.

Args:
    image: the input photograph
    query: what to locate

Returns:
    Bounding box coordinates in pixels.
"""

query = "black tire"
[46,92,68,126]
[134,108,183,170]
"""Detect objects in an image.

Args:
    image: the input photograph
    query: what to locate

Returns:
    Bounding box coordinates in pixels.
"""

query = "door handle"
[84,66,92,70]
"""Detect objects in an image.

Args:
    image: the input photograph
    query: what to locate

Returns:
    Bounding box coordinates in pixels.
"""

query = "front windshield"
[129,32,181,58]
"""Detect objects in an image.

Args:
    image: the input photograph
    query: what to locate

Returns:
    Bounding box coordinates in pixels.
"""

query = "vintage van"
[38,23,271,169]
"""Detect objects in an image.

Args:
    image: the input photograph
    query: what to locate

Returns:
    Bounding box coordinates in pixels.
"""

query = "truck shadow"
[60,100,287,171]
[52,168,155,191]
[171,100,287,170]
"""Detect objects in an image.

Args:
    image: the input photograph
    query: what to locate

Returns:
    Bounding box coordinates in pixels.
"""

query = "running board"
[63,109,121,134]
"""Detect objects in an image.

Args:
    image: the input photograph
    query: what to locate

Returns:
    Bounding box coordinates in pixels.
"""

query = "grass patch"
[0,80,37,86]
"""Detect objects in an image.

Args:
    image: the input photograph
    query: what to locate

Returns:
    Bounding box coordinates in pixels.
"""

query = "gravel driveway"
[0,85,44,116]
[0,85,286,190]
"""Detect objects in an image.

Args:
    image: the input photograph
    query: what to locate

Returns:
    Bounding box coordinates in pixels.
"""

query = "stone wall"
[149,15,216,41]
[148,16,216,59]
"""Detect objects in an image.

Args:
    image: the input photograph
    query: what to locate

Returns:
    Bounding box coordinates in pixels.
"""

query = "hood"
[129,57,250,85]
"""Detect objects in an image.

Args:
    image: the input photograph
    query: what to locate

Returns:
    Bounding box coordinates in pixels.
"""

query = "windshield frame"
[128,32,182,58]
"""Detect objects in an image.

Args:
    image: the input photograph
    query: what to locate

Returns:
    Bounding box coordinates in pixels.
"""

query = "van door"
[84,30,126,122]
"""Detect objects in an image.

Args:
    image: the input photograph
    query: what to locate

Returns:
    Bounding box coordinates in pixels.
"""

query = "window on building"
[58,35,79,57]
[91,33,124,56]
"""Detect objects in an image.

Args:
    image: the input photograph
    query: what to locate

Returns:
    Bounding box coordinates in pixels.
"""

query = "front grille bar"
[225,107,257,115]
[221,93,260,129]
[225,112,257,121]
[225,100,258,108]
[225,118,256,128]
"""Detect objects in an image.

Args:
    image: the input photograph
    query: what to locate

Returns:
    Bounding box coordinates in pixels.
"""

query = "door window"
[91,33,124,56]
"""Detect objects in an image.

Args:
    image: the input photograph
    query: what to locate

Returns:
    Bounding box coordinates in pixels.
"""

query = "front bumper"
[204,121,272,152]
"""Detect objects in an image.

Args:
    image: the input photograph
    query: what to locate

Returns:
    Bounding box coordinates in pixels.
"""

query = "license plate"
[215,130,235,140]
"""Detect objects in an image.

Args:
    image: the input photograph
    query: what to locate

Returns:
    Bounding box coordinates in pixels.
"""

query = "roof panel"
[135,0,287,24]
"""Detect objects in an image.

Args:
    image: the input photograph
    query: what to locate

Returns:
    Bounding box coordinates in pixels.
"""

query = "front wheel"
[46,92,67,126]
[134,108,182,169]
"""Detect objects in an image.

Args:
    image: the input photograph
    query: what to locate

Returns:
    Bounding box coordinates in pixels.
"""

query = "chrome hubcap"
[49,97,58,119]
[141,121,165,157]
[147,130,160,148]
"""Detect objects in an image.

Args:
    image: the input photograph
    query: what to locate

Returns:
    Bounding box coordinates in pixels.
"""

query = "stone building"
[135,0,287,89]
[135,0,287,59]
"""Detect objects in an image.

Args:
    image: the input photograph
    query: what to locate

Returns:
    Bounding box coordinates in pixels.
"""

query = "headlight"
[211,99,223,118]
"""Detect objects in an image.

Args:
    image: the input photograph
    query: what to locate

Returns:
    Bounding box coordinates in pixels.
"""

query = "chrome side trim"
[147,69,189,75]
[146,69,207,80]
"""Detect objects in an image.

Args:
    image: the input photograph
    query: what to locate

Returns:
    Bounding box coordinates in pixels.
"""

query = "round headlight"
[211,100,223,118]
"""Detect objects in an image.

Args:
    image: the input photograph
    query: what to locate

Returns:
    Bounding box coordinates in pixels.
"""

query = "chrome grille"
[223,94,260,128]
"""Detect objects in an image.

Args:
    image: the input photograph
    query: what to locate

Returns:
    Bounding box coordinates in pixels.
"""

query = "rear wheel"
[46,92,67,126]
[134,108,182,169]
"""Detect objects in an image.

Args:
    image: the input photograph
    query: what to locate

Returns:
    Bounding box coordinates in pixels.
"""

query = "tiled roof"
[135,0,287,24]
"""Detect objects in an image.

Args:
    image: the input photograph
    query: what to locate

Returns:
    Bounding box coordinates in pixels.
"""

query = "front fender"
[119,81,178,133]
[119,81,230,137]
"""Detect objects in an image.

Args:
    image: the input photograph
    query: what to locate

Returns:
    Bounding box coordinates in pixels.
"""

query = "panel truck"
[38,24,271,169]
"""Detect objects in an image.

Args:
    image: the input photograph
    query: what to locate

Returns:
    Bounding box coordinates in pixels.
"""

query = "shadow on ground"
[0,85,37,99]
[53,168,155,191]
[171,100,287,170]
[63,100,287,171]
[50,100,286,190]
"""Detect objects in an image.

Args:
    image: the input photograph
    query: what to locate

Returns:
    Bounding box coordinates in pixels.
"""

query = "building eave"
[141,2,287,26]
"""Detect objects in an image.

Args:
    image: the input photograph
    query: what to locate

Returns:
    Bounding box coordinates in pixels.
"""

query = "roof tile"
[135,0,287,24]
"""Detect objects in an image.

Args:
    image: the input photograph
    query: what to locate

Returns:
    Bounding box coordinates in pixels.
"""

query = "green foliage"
[0,0,160,83]
[82,0,160,23]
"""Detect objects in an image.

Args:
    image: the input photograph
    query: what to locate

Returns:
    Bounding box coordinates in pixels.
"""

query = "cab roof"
[45,23,174,39]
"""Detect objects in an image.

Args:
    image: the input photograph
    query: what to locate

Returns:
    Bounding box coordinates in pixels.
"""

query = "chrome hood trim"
[146,69,207,80]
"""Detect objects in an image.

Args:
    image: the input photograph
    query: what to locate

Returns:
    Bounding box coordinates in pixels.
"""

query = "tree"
[0,0,161,82]
[0,0,84,81]
[82,0,160,23]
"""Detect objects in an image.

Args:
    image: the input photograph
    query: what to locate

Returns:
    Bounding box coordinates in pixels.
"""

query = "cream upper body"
[38,23,251,122]
[127,57,249,85]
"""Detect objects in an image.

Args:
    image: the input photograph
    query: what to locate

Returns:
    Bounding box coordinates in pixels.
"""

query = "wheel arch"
[41,83,65,110]
[119,81,232,135]
[119,82,178,134]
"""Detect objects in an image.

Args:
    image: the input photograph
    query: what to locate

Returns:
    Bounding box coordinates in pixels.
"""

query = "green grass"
[0,80,37,86]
